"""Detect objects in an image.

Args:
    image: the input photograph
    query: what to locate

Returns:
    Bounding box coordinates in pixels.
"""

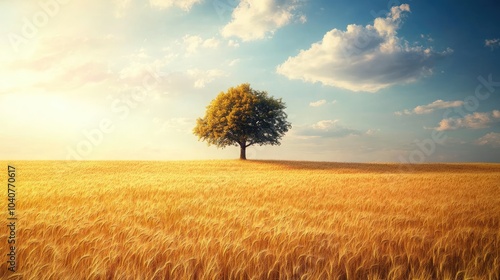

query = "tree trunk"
[239,144,247,160]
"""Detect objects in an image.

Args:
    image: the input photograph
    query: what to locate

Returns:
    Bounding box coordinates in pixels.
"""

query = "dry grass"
[1,160,499,279]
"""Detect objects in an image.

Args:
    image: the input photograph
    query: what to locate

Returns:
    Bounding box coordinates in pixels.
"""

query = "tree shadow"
[246,160,500,174]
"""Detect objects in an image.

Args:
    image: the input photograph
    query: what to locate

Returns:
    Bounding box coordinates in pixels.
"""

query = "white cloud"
[294,120,362,138]
[228,40,240,48]
[1,34,220,98]
[120,49,154,79]
[309,99,327,107]
[183,35,220,55]
[420,34,434,42]
[365,128,380,136]
[485,38,500,50]
[221,0,305,41]
[187,68,226,88]
[228,59,241,67]
[394,110,408,116]
[434,110,500,131]
[149,0,202,11]
[115,61,233,99]
[1,36,114,93]
[395,99,464,115]
[112,0,201,16]
[2,36,192,98]
[202,37,220,49]
[476,132,500,148]
[312,120,338,130]
[186,36,211,50]
[276,4,452,93]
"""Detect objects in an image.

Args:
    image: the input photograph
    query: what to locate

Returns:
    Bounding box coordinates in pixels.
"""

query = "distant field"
[1,160,499,279]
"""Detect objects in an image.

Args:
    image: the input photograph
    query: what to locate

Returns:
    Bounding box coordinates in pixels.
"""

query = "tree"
[193,83,291,160]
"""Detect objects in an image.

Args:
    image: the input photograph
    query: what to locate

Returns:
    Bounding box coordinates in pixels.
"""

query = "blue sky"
[1,0,500,162]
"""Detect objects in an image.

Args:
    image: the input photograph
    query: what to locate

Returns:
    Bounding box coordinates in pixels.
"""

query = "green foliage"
[193,83,291,150]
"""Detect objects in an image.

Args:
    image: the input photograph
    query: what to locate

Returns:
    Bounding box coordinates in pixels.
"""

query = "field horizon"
[1,160,499,279]
[8,158,500,171]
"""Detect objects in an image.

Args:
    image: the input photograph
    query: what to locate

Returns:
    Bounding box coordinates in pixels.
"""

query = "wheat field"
[1,160,499,279]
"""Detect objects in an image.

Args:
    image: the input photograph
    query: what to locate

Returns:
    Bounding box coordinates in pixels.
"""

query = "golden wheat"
[1,160,499,279]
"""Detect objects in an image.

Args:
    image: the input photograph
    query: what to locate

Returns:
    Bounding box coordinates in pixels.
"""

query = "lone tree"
[193,83,291,160]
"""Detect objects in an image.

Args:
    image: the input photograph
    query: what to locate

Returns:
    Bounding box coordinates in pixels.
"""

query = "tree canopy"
[193,83,291,160]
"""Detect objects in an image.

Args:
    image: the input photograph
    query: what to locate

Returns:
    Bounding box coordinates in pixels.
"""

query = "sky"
[1,0,500,163]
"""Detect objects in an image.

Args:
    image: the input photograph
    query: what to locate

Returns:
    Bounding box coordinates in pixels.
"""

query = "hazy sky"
[1,0,500,162]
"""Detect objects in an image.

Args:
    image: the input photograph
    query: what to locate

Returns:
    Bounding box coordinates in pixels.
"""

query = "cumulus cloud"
[475,132,500,148]
[485,38,500,50]
[116,51,230,98]
[187,68,226,88]
[395,99,464,115]
[228,40,240,48]
[149,0,202,11]
[183,35,220,55]
[116,48,179,95]
[276,4,452,93]
[434,110,500,131]
[309,99,327,107]
[313,120,338,130]
[221,0,305,41]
